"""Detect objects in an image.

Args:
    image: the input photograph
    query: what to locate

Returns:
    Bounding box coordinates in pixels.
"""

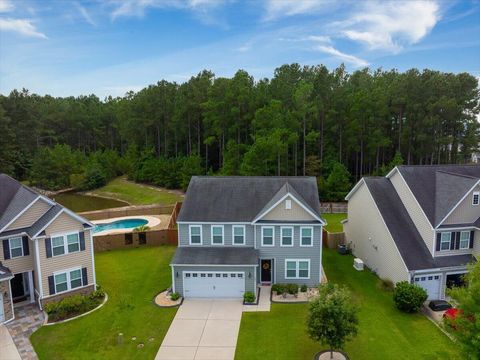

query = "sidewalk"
[0,325,21,360]
[243,285,271,312]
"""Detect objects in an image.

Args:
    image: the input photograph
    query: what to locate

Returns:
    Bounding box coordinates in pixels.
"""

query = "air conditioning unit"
[353,258,364,271]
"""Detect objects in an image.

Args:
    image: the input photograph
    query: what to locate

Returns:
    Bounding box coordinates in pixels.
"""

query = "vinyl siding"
[443,185,480,225]
[474,230,480,258]
[261,196,316,221]
[345,182,409,284]
[38,214,94,296]
[255,224,322,286]
[172,265,256,297]
[390,170,435,254]
[5,199,50,231]
[0,239,34,274]
[178,224,254,247]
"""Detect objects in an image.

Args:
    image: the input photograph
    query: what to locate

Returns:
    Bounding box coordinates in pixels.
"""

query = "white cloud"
[0,0,14,13]
[109,0,226,20]
[340,0,440,52]
[0,18,47,39]
[314,45,368,67]
[264,0,332,21]
[75,2,96,27]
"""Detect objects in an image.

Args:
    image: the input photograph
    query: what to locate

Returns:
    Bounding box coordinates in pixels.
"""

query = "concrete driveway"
[155,299,243,360]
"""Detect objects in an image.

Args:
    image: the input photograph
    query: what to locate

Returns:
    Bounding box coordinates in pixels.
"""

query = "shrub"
[301,284,308,292]
[244,292,255,303]
[272,283,286,294]
[44,290,105,322]
[170,292,180,301]
[286,283,299,295]
[393,281,428,313]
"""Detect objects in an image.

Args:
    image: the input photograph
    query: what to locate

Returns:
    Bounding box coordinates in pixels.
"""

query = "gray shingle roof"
[0,262,13,281]
[365,177,476,271]
[397,165,480,227]
[171,247,259,266]
[177,176,322,222]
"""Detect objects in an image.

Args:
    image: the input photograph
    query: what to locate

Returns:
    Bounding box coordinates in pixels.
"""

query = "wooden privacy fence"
[93,229,178,252]
[79,204,174,221]
[323,230,346,249]
[320,202,348,214]
[168,202,182,229]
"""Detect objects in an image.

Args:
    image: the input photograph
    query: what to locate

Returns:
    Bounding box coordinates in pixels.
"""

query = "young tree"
[307,284,358,359]
[448,263,480,360]
[325,162,352,201]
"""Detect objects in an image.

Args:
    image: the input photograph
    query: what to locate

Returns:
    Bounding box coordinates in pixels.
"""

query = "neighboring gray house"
[344,165,479,300]
[170,176,325,298]
[0,174,96,324]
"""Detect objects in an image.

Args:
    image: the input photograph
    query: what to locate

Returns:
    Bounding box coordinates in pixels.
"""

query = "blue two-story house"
[170,176,326,298]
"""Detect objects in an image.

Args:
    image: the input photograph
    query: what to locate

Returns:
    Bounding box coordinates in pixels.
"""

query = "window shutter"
[22,236,30,256]
[470,231,475,249]
[79,232,85,251]
[48,275,55,295]
[454,232,460,250]
[45,238,52,258]
[82,267,88,286]
[450,233,456,250]
[2,239,10,260]
[435,233,441,251]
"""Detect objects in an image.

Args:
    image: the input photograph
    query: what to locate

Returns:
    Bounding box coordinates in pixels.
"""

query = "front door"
[11,273,27,303]
[261,259,272,283]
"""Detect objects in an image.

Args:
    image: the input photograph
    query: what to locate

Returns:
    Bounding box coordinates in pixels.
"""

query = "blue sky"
[0,0,479,98]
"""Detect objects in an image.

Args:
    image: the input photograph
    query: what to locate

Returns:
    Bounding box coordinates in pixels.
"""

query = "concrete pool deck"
[92,215,169,236]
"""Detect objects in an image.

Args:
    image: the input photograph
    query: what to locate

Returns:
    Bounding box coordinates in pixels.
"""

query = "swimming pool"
[93,218,148,233]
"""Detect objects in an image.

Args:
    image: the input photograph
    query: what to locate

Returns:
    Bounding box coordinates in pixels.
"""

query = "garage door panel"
[184,271,245,298]
[414,274,441,300]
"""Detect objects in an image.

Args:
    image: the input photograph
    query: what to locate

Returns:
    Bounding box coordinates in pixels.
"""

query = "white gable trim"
[252,192,324,224]
[436,179,480,229]
[31,208,93,239]
[345,178,366,201]
[364,183,410,274]
[0,196,41,233]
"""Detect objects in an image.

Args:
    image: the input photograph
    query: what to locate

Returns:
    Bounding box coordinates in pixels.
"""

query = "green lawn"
[323,213,347,233]
[91,177,184,206]
[236,248,460,360]
[31,246,177,360]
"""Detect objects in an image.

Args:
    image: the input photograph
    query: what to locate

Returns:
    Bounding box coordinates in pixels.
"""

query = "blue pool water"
[93,218,148,233]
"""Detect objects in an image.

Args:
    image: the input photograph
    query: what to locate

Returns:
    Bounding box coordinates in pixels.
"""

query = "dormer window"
[473,192,479,206]
[285,199,292,210]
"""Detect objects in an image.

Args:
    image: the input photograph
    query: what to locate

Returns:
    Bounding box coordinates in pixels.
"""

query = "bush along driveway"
[30,246,178,360]
[236,248,461,360]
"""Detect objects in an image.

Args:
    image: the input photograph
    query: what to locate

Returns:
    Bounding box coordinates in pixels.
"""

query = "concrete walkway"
[156,299,243,360]
[0,325,21,360]
[243,285,271,312]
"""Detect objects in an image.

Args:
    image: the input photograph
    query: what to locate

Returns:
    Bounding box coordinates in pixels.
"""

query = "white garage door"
[183,271,245,298]
[414,274,442,300]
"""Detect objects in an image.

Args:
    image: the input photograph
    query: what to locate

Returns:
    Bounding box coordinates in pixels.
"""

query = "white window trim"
[232,225,246,245]
[210,225,224,246]
[440,232,452,251]
[280,226,294,247]
[189,225,203,245]
[300,226,314,247]
[53,267,83,295]
[261,226,275,247]
[9,236,24,259]
[473,191,479,206]
[459,231,471,250]
[285,259,310,279]
[50,231,80,257]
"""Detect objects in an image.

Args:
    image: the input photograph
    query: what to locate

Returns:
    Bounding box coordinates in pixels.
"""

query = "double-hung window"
[232,225,245,245]
[54,268,83,294]
[9,237,23,258]
[189,225,202,245]
[300,227,313,246]
[281,227,293,246]
[211,225,224,245]
[67,233,80,253]
[440,232,451,251]
[52,235,66,256]
[262,227,274,246]
[285,259,310,279]
[460,231,471,250]
[473,192,479,206]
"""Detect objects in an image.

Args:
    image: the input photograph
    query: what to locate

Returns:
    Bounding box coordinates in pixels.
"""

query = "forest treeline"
[0,64,478,199]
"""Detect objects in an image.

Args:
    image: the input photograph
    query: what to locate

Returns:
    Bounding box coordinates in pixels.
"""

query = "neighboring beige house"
[0,174,96,324]
[344,165,479,300]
